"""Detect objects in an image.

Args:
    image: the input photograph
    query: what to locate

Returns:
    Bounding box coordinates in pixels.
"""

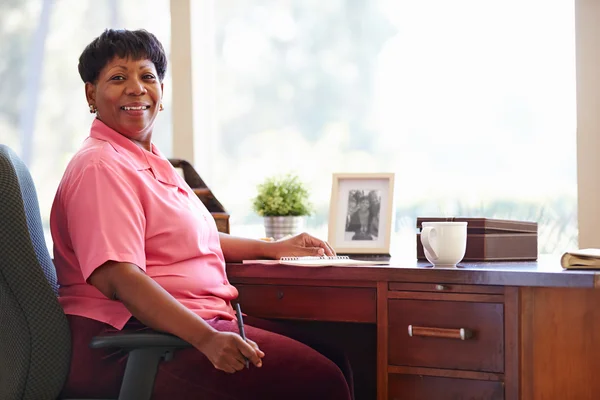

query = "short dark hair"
[78,29,167,83]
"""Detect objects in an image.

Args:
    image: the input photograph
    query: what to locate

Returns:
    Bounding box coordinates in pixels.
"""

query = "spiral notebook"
[242,255,389,267]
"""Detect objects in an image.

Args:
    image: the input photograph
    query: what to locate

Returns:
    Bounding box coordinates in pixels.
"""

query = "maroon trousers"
[62,315,353,400]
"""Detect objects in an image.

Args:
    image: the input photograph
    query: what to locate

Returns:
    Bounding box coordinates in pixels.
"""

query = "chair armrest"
[90,332,191,350]
[88,332,192,400]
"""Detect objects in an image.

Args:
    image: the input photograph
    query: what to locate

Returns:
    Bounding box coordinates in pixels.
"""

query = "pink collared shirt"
[50,119,238,329]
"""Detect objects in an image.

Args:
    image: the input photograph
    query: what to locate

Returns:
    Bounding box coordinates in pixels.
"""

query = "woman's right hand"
[196,331,264,373]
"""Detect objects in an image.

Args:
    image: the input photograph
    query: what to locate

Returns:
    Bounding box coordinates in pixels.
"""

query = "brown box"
[416,217,538,261]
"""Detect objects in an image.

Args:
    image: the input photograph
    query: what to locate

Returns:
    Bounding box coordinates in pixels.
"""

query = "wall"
[576,0,600,247]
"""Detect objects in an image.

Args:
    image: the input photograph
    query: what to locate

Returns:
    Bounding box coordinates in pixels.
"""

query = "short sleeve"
[65,160,146,281]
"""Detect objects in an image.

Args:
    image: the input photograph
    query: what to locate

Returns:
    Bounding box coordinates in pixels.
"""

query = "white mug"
[420,221,468,267]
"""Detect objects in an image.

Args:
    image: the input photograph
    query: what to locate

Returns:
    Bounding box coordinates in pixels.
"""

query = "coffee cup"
[420,221,468,267]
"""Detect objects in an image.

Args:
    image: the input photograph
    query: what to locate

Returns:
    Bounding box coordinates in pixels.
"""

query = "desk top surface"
[227,256,600,288]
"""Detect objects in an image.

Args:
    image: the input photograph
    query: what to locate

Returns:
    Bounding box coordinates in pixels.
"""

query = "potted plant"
[251,174,313,239]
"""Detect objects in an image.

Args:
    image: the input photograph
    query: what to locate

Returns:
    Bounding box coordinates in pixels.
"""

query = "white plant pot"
[263,216,304,240]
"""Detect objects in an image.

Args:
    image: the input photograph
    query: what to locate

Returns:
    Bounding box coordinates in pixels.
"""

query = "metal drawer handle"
[408,325,473,340]
[277,291,284,300]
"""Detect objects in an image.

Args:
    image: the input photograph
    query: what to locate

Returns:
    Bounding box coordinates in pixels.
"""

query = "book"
[242,255,390,268]
[560,248,600,269]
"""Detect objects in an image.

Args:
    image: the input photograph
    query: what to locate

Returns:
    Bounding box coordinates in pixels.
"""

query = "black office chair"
[0,144,191,400]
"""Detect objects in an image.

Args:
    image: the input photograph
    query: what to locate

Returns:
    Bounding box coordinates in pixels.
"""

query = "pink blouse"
[50,119,238,329]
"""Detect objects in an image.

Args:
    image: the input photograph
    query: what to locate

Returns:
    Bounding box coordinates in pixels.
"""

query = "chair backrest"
[0,145,71,400]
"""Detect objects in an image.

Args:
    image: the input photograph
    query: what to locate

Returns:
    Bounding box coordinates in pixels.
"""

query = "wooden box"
[416,217,538,261]
[169,159,230,234]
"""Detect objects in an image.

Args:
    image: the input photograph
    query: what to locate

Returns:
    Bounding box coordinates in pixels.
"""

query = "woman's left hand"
[266,232,336,259]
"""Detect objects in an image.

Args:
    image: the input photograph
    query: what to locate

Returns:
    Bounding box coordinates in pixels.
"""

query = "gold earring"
[88,104,97,113]
[159,103,164,111]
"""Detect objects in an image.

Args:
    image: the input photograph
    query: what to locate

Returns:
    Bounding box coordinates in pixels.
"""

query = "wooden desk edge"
[227,263,598,289]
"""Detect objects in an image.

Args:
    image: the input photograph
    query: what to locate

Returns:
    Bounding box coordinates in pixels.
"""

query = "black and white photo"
[328,173,394,254]
[344,190,381,241]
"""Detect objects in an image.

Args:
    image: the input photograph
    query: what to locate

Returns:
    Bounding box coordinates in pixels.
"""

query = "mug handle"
[421,226,438,261]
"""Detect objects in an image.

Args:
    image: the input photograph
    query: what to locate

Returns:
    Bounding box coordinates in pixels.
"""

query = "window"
[0,0,172,247]
[203,0,576,256]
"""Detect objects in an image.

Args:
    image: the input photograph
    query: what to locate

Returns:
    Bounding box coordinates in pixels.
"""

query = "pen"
[235,302,250,369]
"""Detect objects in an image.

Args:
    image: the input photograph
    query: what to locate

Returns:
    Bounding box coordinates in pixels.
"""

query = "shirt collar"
[89,118,186,191]
[90,118,150,170]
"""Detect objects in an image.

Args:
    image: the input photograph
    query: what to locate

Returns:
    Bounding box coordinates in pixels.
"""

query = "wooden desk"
[227,258,600,400]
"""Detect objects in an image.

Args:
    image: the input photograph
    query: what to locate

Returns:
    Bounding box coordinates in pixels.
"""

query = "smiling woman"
[80,30,165,151]
[49,28,352,400]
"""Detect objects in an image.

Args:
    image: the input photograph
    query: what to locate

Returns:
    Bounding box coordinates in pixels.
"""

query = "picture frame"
[327,173,395,255]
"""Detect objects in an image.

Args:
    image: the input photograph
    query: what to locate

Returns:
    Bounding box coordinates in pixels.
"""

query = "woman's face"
[85,57,163,149]
[359,198,370,210]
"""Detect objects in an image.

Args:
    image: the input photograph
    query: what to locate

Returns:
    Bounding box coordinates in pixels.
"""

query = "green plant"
[252,174,313,216]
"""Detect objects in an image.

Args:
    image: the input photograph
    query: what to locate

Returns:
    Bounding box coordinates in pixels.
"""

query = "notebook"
[242,255,389,267]
[561,248,600,269]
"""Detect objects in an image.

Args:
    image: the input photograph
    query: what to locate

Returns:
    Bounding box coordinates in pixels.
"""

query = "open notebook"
[242,255,390,267]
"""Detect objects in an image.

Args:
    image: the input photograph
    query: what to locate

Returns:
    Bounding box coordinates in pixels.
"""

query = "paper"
[242,255,389,268]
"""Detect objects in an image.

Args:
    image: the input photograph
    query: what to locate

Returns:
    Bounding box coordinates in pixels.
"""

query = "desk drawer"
[235,284,376,323]
[388,299,504,372]
[389,374,504,400]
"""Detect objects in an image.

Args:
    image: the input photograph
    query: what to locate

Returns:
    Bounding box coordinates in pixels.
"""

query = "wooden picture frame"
[327,173,395,255]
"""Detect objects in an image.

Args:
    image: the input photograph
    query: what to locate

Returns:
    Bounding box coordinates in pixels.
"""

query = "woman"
[50,29,352,400]
[348,196,373,241]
